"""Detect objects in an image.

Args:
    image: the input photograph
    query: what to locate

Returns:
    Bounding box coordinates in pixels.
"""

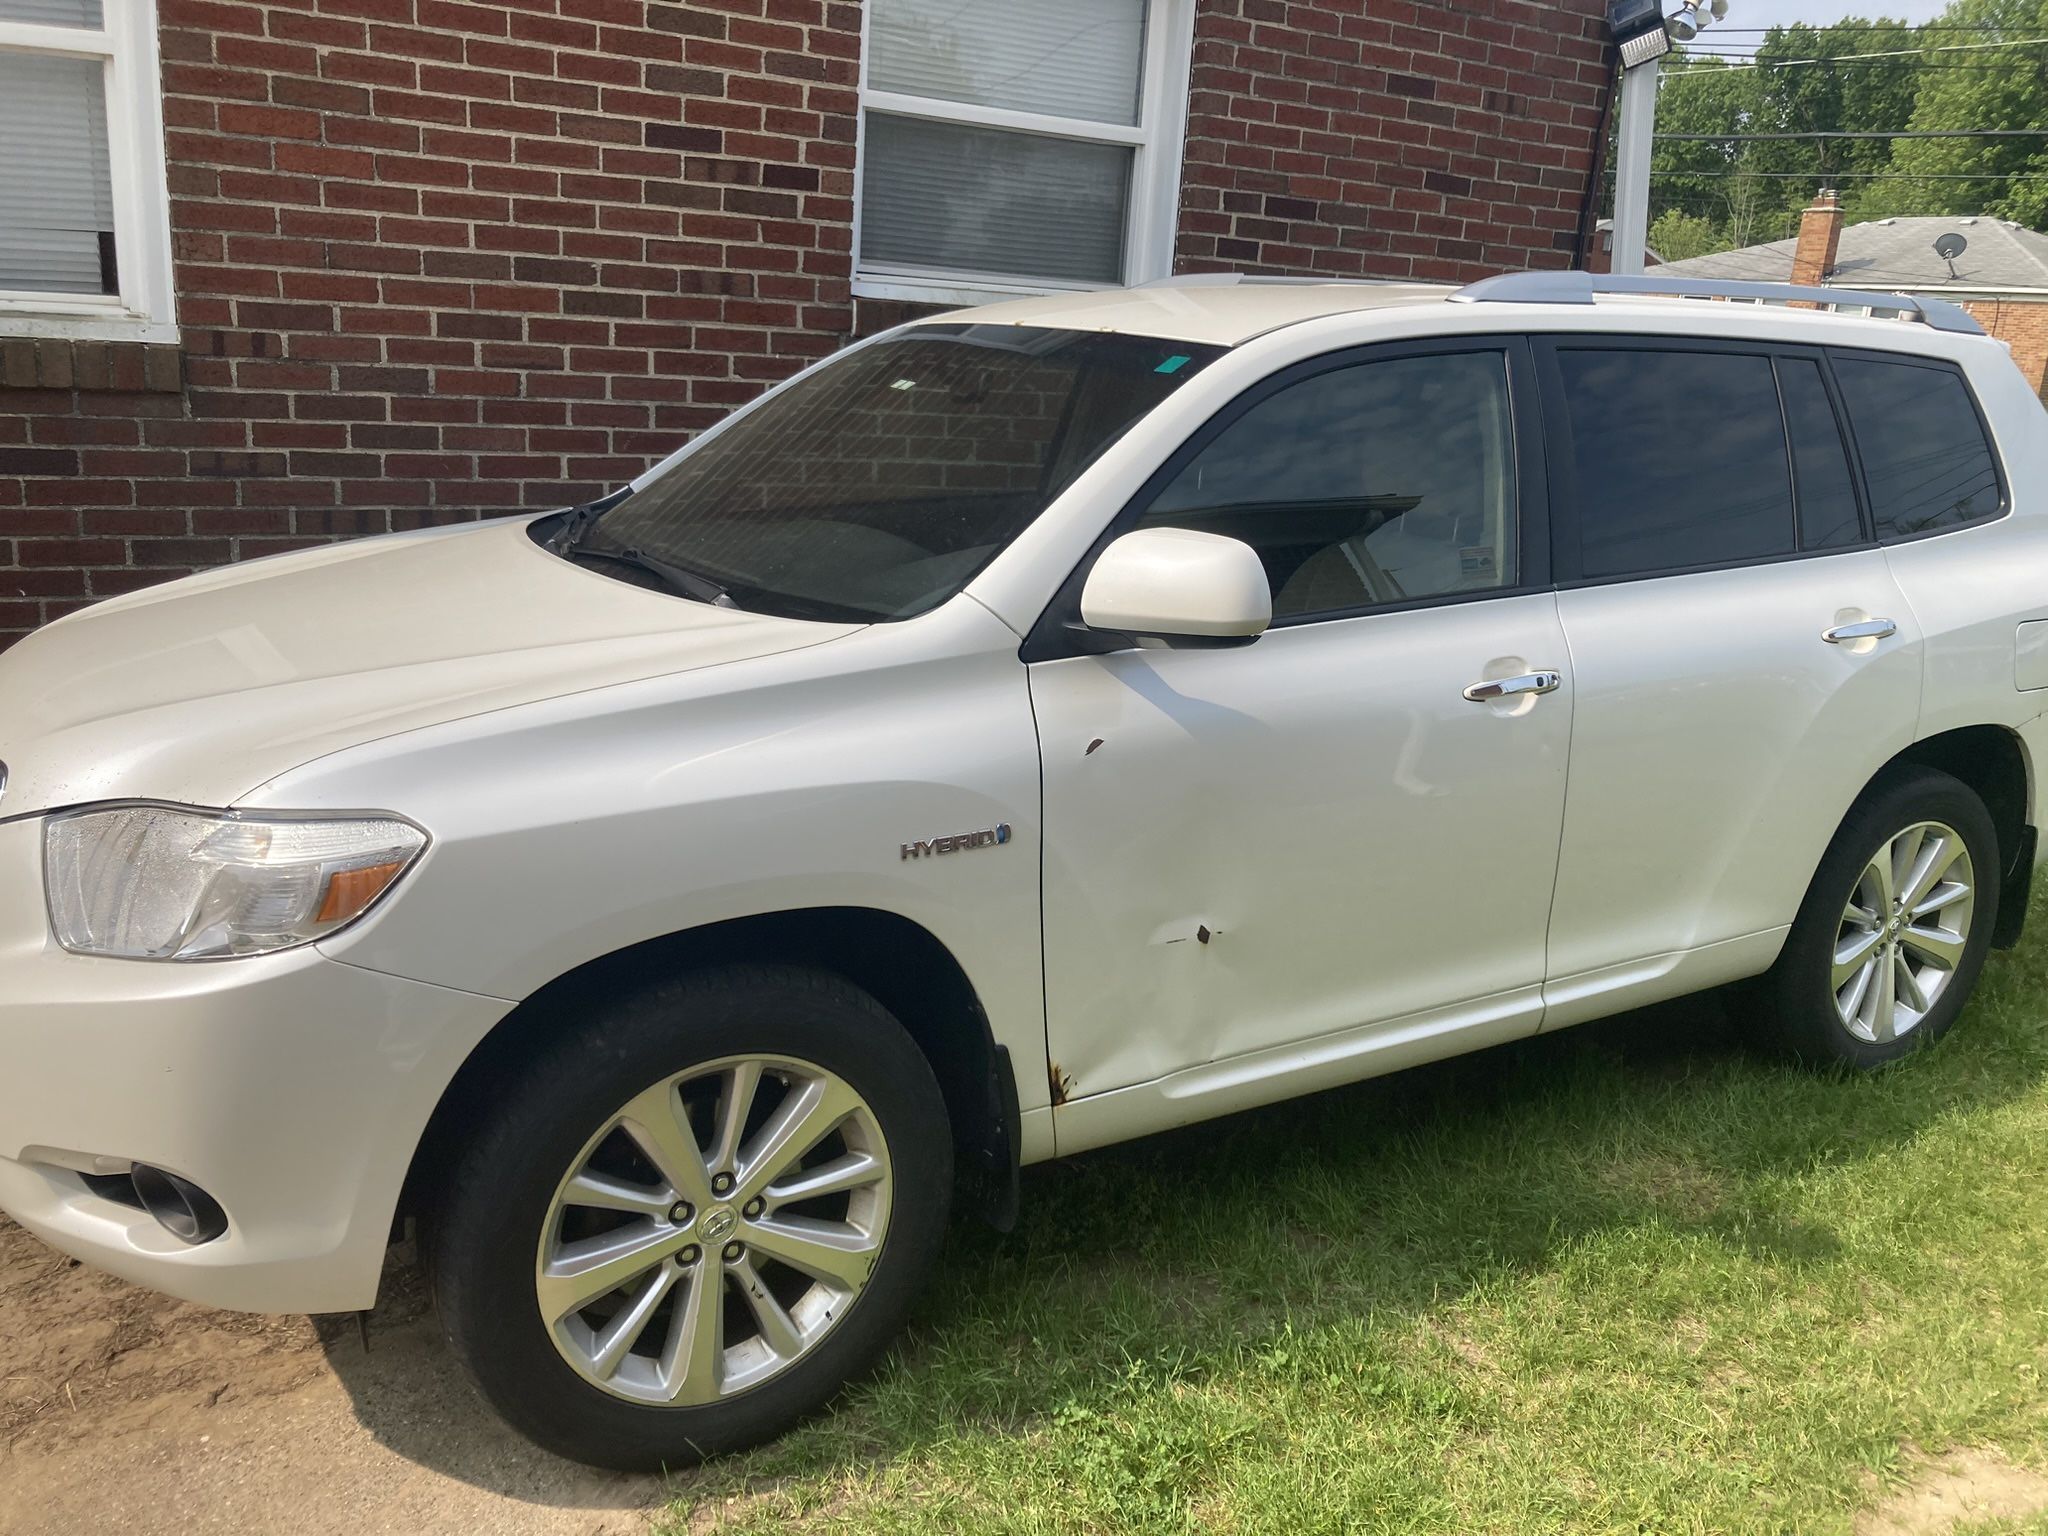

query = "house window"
[0,0,176,343]
[854,0,1194,305]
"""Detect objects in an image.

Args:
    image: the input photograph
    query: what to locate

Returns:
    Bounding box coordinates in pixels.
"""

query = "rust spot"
[1197,925,1212,945]
[1048,1061,1074,1107]
[1085,738,1104,756]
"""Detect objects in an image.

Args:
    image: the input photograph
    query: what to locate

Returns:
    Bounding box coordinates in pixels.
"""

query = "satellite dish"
[1935,231,1968,280]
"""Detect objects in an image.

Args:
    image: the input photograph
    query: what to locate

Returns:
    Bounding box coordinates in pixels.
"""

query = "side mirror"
[1079,527,1272,646]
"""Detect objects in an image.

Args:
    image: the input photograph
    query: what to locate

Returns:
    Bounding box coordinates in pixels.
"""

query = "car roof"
[926,274,1997,358]
[938,278,1455,347]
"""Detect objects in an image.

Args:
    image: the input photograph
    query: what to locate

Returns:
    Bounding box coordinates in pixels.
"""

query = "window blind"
[0,1,104,26]
[0,51,116,294]
[868,0,1147,127]
[859,113,1130,285]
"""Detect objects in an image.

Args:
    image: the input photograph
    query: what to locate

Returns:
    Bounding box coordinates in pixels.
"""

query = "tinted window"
[1779,358,1862,550]
[1833,356,2002,540]
[582,325,1222,622]
[1137,350,1518,619]
[1554,348,1794,579]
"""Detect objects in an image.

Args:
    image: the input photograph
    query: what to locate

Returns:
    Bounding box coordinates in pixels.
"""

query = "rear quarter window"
[1831,354,2003,541]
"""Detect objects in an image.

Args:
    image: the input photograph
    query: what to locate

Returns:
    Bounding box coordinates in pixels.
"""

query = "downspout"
[1575,57,1622,269]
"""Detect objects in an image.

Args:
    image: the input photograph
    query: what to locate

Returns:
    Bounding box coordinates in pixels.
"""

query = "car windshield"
[567,324,1224,622]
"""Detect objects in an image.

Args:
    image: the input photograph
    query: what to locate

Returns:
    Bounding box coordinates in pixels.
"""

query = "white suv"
[2,272,2043,1468]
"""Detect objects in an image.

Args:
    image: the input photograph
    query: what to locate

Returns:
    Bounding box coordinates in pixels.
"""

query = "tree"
[1636,5,2048,259]
[1647,21,1918,256]
[1648,208,1722,261]
[1882,0,2048,223]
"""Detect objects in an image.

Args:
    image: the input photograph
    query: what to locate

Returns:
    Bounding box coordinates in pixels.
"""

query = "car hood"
[0,517,863,817]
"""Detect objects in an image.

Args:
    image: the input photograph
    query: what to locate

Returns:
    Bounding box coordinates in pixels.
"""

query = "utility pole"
[1610,56,1659,276]
[1604,0,1727,277]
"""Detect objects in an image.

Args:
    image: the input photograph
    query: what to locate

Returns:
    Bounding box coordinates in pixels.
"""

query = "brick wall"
[1961,298,2048,402]
[0,0,864,651]
[0,0,1614,653]
[1176,0,1609,279]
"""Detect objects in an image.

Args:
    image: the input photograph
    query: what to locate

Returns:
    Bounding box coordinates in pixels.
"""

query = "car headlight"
[44,804,427,960]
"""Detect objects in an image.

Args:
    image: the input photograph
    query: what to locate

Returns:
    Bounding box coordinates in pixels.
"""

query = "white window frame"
[0,1,176,343]
[851,0,1195,307]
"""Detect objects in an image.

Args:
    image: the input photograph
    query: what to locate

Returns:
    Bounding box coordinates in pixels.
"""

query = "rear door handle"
[1463,670,1562,703]
[1823,618,1898,644]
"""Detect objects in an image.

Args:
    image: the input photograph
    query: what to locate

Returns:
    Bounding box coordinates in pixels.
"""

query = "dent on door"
[1032,598,1573,1103]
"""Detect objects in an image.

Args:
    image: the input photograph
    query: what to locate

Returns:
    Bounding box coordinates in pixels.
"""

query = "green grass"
[660,897,2048,1534]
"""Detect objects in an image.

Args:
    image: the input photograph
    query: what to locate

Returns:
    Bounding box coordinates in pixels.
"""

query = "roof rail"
[1136,272,1416,290]
[1449,270,1985,336]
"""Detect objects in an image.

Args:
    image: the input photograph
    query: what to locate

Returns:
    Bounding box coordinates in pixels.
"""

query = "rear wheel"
[1756,766,1999,1068]
[427,966,952,1470]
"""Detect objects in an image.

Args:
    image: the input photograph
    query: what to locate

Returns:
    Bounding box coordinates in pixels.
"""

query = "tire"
[426,964,953,1470]
[1755,765,2000,1069]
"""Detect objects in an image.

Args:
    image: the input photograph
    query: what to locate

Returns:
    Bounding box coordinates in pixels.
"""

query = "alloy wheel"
[1832,820,1976,1045]
[534,1054,892,1406]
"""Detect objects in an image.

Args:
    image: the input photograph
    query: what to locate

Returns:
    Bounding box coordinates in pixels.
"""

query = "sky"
[1692,0,1953,57]
[1727,0,1950,23]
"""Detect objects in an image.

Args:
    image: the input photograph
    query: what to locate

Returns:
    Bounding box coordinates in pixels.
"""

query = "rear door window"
[1778,357,1863,551]
[1548,347,1795,580]
[1831,355,2003,541]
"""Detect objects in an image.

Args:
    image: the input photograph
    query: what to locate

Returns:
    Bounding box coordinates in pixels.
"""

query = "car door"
[1027,339,1574,1139]
[1535,338,1925,1025]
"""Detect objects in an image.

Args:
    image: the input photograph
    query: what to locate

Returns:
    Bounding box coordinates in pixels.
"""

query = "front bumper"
[0,815,512,1313]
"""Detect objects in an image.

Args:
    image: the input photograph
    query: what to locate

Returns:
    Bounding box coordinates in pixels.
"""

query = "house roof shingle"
[1656,215,2048,294]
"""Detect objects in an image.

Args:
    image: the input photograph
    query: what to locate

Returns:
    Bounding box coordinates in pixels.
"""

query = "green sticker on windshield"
[1155,354,1191,374]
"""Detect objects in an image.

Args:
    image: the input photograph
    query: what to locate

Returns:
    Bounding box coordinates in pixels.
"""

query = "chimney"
[1792,188,1843,286]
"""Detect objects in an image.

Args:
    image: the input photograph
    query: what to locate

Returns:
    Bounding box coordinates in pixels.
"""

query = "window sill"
[0,307,181,346]
[851,273,1109,309]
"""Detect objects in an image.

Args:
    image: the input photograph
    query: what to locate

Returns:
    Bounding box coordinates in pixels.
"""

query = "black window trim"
[1535,333,1886,590]
[1019,334,1553,663]
[1823,344,2010,548]
[1773,347,1876,552]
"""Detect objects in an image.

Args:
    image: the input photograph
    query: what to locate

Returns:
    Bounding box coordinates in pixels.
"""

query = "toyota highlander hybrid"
[2,271,2044,1468]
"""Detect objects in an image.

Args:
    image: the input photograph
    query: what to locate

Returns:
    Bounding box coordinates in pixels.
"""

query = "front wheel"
[1756,765,2000,1069]
[427,966,953,1470]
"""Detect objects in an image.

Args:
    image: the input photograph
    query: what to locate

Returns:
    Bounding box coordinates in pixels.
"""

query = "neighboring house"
[0,0,1612,651]
[1657,190,2048,400]
[1583,216,1659,274]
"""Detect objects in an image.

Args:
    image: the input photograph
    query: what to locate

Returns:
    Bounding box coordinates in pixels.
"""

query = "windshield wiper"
[545,488,633,556]
[575,545,738,608]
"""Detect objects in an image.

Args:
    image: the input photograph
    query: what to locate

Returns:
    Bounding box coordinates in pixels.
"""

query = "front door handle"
[1823,617,1898,645]
[1463,670,1562,704]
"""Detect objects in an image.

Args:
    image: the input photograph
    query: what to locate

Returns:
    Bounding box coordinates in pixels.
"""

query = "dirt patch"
[0,1217,668,1535]
[0,1218,324,1453]
[1857,1447,2048,1536]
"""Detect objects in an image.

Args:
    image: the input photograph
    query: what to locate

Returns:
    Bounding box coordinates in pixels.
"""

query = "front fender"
[258,600,1048,1113]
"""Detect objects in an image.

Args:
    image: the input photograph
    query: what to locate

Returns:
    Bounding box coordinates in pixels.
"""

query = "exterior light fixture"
[1667,0,1729,40]
[1607,0,1673,68]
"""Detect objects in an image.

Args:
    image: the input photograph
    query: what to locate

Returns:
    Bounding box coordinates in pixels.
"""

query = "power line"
[1700,23,2040,32]
[1627,169,2048,180]
[1675,51,2047,64]
[1659,128,2048,141]
[1660,35,2048,74]
[1674,47,2048,61]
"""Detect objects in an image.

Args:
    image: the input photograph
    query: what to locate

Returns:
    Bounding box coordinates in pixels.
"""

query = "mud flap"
[1993,825,2036,950]
[972,1045,1023,1233]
